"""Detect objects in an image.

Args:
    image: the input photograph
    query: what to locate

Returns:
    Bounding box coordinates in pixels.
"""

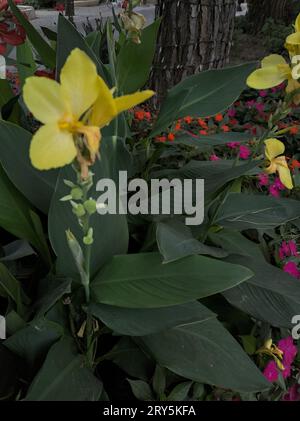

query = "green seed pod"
[71,187,83,200]
[73,204,86,218]
[83,228,94,245]
[84,199,97,215]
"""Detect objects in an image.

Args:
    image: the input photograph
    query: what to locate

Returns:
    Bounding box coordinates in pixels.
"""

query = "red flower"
[214,113,223,122]
[184,116,192,124]
[167,133,175,141]
[290,159,300,171]
[221,125,230,132]
[198,118,208,129]
[134,110,145,121]
[54,3,65,11]
[199,130,208,135]
[290,126,299,135]
[156,136,166,143]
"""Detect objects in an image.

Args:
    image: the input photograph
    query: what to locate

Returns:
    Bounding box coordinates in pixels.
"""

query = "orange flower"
[290,126,299,135]
[198,118,208,129]
[290,159,300,171]
[221,125,231,132]
[215,113,223,122]
[156,136,166,143]
[168,133,175,141]
[184,116,193,124]
[199,130,208,135]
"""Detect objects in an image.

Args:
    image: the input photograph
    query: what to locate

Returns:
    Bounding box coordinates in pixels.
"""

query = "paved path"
[32,4,155,33]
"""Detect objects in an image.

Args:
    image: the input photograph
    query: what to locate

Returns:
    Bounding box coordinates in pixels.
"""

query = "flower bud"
[84,199,97,215]
[72,203,86,217]
[71,187,83,200]
[83,227,94,245]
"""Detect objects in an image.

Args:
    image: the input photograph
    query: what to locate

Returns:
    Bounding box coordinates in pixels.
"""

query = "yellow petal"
[30,123,77,170]
[264,138,285,161]
[261,54,287,67]
[247,67,287,90]
[296,13,300,32]
[23,77,66,124]
[114,90,154,114]
[287,78,300,104]
[90,76,117,127]
[286,32,300,46]
[276,158,293,189]
[60,48,100,119]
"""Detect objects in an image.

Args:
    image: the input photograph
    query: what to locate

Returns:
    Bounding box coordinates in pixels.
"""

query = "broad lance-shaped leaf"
[89,301,215,336]
[56,14,109,83]
[137,318,270,393]
[91,252,253,308]
[224,281,300,329]
[153,160,260,200]
[172,132,252,149]
[216,193,300,229]
[24,337,103,401]
[0,165,50,263]
[156,220,227,263]
[116,19,161,94]
[151,62,256,136]
[0,120,58,214]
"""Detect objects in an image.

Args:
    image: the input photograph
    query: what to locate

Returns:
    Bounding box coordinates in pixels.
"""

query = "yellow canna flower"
[264,138,293,190]
[256,339,285,371]
[285,12,300,56]
[247,54,300,104]
[23,48,154,172]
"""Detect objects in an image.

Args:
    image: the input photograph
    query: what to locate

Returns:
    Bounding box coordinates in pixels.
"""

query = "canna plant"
[0,3,299,402]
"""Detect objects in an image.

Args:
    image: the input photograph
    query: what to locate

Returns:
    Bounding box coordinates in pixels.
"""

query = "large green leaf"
[89,301,214,336]
[0,80,13,112]
[108,337,154,381]
[137,318,270,393]
[156,220,227,263]
[8,0,56,69]
[172,132,252,149]
[48,137,130,278]
[0,165,50,262]
[25,337,103,401]
[216,193,300,230]
[116,19,161,94]
[0,344,22,400]
[16,40,37,87]
[224,282,300,328]
[0,120,57,213]
[91,252,253,308]
[151,62,256,136]
[0,263,28,316]
[153,160,259,199]
[56,14,109,83]
[4,319,63,367]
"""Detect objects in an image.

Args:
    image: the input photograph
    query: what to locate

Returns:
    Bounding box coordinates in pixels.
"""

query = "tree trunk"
[150,0,237,101]
[248,0,291,32]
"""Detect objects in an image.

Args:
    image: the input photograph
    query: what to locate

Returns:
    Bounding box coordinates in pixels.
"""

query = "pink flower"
[246,100,256,108]
[283,385,300,401]
[273,177,285,191]
[228,108,236,118]
[269,185,280,197]
[226,142,240,149]
[278,337,298,365]
[258,173,269,186]
[209,154,220,161]
[259,90,268,97]
[255,103,265,113]
[263,361,279,382]
[239,145,251,160]
[288,241,299,257]
[283,261,300,279]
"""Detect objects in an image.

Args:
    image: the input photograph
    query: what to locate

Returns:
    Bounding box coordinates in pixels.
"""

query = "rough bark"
[248,0,291,32]
[150,0,237,101]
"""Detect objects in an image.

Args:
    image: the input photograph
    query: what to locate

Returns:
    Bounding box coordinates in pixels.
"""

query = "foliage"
[0,1,299,403]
